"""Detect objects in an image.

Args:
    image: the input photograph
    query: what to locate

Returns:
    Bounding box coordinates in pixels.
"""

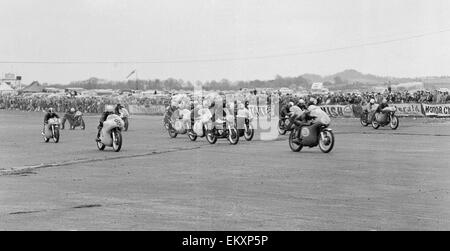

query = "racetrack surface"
[0,110,450,230]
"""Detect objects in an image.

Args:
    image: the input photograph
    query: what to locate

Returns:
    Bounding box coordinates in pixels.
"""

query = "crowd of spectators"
[0,93,170,113]
[1,89,449,114]
[278,89,450,106]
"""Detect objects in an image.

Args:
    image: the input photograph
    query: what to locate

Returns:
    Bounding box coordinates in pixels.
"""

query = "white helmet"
[70,108,76,113]
[370,99,375,104]
[298,99,305,104]
[105,105,114,113]
[309,98,317,105]
[238,103,245,110]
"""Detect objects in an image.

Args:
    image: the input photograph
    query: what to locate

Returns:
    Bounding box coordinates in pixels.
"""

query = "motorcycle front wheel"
[168,129,178,138]
[390,115,399,130]
[319,130,335,153]
[52,127,60,143]
[244,124,254,141]
[206,130,217,144]
[371,120,380,129]
[288,130,303,152]
[188,131,197,141]
[278,121,287,135]
[360,113,369,127]
[228,128,239,145]
[97,141,106,151]
[112,129,122,152]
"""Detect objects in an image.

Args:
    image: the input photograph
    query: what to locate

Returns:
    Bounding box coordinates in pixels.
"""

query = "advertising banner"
[422,104,450,117]
[320,105,355,118]
[390,103,424,117]
[128,105,166,115]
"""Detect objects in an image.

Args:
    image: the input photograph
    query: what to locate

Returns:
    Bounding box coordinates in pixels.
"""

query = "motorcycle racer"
[42,108,60,135]
[96,105,115,142]
[61,107,76,130]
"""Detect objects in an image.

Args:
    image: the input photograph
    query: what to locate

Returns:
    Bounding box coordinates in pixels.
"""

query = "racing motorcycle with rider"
[42,108,61,143]
[288,98,335,153]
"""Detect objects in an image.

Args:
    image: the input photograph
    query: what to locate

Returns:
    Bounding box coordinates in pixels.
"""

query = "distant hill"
[48,69,450,91]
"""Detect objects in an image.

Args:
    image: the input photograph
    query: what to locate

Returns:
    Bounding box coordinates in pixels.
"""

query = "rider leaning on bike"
[291,98,331,144]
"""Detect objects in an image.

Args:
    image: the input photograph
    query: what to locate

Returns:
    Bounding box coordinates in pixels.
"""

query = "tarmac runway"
[1,110,450,230]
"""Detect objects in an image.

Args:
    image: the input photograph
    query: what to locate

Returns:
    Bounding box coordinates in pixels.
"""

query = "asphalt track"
[0,110,450,230]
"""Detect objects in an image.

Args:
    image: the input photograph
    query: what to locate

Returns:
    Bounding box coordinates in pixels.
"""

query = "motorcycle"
[371,107,399,130]
[360,111,370,127]
[288,121,335,153]
[71,111,86,130]
[43,118,61,143]
[278,117,293,135]
[205,115,239,145]
[237,117,255,141]
[167,119,198,141]
[96,114,124,152]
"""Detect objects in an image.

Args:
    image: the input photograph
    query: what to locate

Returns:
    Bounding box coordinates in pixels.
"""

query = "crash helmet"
[370,99,375,104]
[382,98,388,104]
[70,108,76,113]
[238,103,245,110]
[117,103,123,109]
[298,99,305,105]
[48,108,55,114]
[288,101,294,107]
[105,105,115,113]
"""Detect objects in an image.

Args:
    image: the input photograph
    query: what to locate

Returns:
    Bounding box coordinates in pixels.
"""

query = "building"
[0,73,22,89]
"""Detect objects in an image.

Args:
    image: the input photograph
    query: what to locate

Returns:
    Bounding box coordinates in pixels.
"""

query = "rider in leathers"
[95,105,115,142]
[42,108,60,135]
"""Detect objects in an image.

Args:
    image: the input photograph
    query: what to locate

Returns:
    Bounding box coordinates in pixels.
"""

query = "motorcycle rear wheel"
[289,130,303,152]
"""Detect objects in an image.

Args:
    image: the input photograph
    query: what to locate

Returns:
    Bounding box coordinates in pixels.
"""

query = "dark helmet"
[117,103,123,109]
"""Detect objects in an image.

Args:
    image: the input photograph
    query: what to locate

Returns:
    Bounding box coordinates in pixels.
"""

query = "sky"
[1,0,450,84]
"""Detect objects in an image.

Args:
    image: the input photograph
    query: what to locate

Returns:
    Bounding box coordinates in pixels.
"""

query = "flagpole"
[135,70,138,90]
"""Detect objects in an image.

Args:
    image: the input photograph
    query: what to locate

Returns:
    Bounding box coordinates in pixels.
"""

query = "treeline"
[50,75,312,91]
